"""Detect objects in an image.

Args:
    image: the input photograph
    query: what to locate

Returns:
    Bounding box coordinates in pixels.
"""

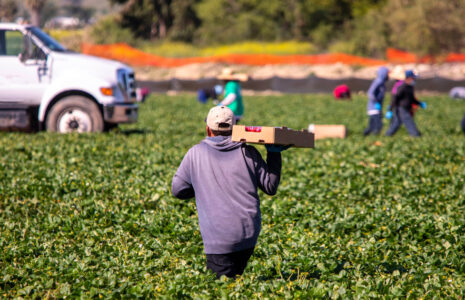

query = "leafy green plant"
[0,94,464,298]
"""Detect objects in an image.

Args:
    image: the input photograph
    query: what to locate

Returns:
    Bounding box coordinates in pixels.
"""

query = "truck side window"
[0,31,5,55]
[0,30,24,56]
[29,39,46,61]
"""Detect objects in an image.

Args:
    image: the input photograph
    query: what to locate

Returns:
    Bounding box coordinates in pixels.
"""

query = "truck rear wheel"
[46,96,104,133]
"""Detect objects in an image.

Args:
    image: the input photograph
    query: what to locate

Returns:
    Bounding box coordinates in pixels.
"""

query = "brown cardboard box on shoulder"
[308,124,347,140]
[232,125,314,148]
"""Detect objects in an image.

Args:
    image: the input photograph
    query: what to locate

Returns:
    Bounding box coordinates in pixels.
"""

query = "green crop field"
[1,94,465,298]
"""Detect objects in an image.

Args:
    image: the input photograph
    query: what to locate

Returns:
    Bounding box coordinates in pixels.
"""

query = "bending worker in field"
[171,106,289,278]
[363,66,389,136]
[217,68,248,123]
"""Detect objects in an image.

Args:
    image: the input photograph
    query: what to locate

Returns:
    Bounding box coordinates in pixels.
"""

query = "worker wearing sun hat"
[385,70,426,137]
[171,105,289,279]
[217,68,248,123]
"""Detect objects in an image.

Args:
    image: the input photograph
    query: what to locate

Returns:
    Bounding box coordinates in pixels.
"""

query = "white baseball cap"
[206,106,235,131]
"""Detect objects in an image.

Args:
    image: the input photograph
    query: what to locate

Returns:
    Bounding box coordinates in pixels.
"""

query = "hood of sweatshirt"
[377,67,389,82]
[201,136,243,151]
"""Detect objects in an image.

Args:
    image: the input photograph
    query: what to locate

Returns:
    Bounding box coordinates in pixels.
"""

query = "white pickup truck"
[0,23,139,132]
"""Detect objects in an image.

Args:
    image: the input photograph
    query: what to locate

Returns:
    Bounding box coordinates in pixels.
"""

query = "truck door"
[0,29,48,105]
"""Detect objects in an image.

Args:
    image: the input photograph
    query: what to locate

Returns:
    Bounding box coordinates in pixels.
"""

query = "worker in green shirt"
[217,68,249,123]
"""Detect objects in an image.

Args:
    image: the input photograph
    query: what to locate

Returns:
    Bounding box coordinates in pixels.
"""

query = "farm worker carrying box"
[171,106,290,279]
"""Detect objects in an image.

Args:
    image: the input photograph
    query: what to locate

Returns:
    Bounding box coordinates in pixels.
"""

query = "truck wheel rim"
[58,109,92,133]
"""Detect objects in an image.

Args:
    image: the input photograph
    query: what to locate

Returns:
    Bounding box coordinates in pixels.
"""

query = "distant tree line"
[110,0,376,43]
[109,0,465,57]
[0,0,94,28]
[1,0,464,57]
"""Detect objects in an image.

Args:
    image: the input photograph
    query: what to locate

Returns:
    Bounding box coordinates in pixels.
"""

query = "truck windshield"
[29,27,67,52]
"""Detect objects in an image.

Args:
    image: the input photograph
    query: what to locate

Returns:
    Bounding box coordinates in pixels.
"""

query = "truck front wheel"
[46,96,104,133]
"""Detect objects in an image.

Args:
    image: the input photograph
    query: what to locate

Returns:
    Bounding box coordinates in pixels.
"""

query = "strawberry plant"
[1,94,464,298]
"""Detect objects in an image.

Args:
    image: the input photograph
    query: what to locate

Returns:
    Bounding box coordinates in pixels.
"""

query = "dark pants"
[385,107,421,137]
[461,114,465,135]
[364,113,383,136]
[206,247,254,279]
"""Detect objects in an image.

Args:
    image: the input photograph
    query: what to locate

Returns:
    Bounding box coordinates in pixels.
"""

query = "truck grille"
[117,69,137,102]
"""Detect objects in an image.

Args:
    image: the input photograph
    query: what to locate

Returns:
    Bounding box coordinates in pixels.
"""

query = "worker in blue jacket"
[363,66,389,136]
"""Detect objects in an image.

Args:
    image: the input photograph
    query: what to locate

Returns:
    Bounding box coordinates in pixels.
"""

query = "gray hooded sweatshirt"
[171,136,282,254]
[367,66,389,115]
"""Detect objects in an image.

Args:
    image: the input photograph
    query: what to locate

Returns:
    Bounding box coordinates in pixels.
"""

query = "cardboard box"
[232,125,314,148]
[308,124,347,140]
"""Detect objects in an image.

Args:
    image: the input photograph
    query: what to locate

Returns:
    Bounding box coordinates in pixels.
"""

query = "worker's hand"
[374,102,382,111]
[265,145,291,153]
[385,110,393,120]
[420,102,427,109]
